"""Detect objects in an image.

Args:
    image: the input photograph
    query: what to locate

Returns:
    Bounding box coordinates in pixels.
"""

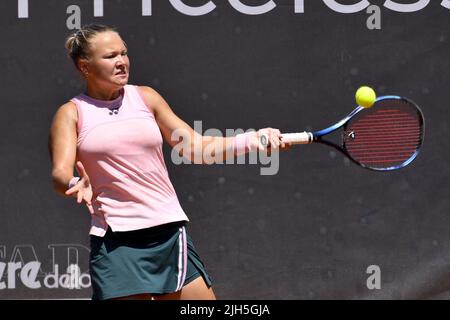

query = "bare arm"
[48,102,94,213]
[138,86,286,164]
[48,102,78,196]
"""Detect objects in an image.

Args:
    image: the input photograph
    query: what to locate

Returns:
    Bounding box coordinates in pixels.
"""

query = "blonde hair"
[65,24,117,70]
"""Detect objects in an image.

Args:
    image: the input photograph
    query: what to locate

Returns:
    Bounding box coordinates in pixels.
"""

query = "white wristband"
[233,131,257,155]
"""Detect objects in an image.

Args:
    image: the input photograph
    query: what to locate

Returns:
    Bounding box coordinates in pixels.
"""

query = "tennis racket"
[260,96,425,171]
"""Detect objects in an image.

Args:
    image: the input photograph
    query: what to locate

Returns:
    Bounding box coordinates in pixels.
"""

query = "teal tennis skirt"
[89,221,212,300]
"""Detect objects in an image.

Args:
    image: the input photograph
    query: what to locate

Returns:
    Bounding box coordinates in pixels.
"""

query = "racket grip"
[282,132,313,144]
[260,132,313,146]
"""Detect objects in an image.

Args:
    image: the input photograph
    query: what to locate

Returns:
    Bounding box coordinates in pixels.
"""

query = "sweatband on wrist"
[233,131,257,155]
[68,177,81,189]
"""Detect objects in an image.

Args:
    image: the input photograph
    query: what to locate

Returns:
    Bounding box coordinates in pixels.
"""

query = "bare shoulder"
[52,101,78,124]
[137,86,167,115]
[137,85,161,99]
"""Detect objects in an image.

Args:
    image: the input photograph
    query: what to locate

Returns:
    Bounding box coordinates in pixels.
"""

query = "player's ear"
[77,59,89,76]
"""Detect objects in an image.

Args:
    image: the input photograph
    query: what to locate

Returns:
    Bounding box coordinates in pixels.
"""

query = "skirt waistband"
[102,221,187,241]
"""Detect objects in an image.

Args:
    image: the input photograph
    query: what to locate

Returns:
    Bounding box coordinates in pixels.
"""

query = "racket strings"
[344,103,422,169]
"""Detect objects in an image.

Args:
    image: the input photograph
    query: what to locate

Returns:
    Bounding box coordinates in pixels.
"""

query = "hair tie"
[71,37,79,52]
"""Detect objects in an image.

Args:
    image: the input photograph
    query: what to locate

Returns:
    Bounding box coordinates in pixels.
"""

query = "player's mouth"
[115,70,127,77]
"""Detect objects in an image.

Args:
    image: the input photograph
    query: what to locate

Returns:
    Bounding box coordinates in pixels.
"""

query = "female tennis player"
[48,24,286,300]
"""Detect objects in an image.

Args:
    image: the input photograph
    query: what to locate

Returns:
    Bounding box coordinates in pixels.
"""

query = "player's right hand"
[255,128,290,151]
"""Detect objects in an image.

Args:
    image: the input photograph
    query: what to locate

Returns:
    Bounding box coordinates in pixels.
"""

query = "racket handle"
[282,132,313,144]
[260,132,313,146]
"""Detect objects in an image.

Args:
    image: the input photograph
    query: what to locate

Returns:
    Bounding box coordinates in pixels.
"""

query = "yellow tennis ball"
[355,86,377,108]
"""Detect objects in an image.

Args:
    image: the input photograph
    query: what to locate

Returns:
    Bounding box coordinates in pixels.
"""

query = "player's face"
[83,31,130,89]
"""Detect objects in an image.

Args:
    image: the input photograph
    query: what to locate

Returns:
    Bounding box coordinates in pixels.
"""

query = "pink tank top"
[71,84,189,236]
